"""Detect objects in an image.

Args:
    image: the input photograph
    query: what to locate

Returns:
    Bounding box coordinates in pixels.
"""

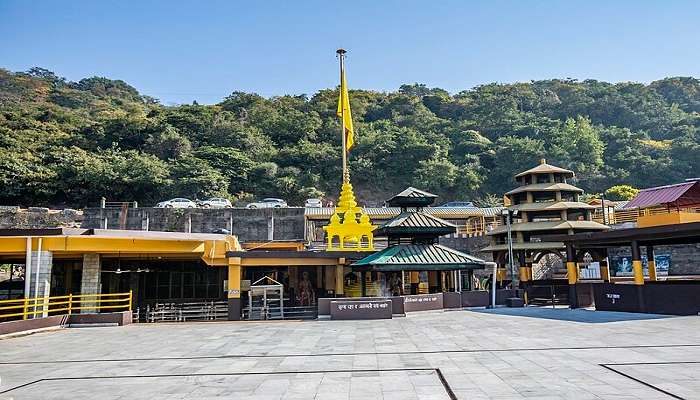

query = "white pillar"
[24,237,32,298]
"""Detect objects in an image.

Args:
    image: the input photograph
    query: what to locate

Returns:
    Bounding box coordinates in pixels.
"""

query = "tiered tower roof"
[483,159,608,253]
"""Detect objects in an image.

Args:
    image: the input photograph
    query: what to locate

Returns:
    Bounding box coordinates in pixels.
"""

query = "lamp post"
[502,209,519,290]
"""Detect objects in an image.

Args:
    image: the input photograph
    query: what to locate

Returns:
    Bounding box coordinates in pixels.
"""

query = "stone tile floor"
[0,307,699,399]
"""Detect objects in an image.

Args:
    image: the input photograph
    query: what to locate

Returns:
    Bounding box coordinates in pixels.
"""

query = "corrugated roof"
[375,212,456,237]
[624,181,700,209]
[481,241,566,252]
[305,206,486,219]
[390,187,438,199]
[352,244,485,270]
[506,182,584,195]
[386,187,439,207]
[515,161,574,178]
[378,212,456,229]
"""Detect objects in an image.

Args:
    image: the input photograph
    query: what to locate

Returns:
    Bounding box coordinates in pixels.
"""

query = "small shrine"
[323,182,376,251]
[352,187,486,296]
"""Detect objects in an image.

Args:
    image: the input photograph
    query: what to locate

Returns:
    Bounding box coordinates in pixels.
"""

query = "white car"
[155,198,197,208]
[198,197,232,208]
[246,198,288,209]
[305,198,323,208]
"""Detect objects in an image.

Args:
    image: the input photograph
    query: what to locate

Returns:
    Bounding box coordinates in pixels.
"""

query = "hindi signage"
[330,300,392,320]
[402,293,444,312]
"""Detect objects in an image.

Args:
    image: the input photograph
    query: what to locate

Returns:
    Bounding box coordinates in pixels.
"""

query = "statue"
[298,271,315,306]
[389,273,404,296]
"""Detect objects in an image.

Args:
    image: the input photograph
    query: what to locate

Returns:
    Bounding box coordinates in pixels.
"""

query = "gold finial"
[540,158,546,164]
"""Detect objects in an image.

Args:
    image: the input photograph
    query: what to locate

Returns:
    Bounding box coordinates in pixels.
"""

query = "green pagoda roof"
[386,187,438,208]
[374,211,456,237]
[352,244,486,271]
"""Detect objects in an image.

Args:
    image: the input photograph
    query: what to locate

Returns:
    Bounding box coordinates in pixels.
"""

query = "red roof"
[625,181,700,209]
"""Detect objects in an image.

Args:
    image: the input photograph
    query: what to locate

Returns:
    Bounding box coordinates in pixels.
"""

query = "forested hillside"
[1,67,699,208]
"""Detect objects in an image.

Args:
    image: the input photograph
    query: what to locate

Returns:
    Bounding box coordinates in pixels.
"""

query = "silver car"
[198,197,232,208]
[246,198,288,209]
[304,198,323,208]
[155,198,197,208]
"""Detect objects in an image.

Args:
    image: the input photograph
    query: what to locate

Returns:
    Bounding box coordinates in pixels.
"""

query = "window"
[561,192,576,202]
[530,212,562,222]
[532,192,556,203]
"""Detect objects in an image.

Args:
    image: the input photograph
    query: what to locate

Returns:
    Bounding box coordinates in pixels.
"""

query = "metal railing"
[592,206,700,225]
[0,291,132,320]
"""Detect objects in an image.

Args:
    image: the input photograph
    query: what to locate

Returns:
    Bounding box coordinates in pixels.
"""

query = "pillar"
[335,265,344,297]
[27,249,53,318]
[361,271,367,297]
[566,244,578,308]
[80,253,101,314]
[600,258,611,282]
[409,271,419,295]
[129,271,140,307]
[428,271,439,293]
[631,241,644,285]
[518,252,529,284]
[227,258,241,320]
[646,246,657,281]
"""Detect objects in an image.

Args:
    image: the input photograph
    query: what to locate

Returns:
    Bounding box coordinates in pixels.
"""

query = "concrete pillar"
[141,211,150,231]
[566,243,578,308]
[646,246,657,281]
[27,251,53,299]
[600,258,611,282]
[361,271,367,297]
[428,271,439,293]
[410,271,419,295]
[129,271,140,307]
[80,254,101,313]
[335,265,344,296]
[227,259,241,320]
[267,212,274,241]
[631,241,644,285]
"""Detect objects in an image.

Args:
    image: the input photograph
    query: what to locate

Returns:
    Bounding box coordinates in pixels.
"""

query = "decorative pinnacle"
[336,48,347,55]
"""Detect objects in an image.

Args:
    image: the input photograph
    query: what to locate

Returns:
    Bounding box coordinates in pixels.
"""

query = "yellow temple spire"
[324,49,375,251]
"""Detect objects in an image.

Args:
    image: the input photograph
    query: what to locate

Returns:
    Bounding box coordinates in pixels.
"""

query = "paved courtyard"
[1,308,699,399]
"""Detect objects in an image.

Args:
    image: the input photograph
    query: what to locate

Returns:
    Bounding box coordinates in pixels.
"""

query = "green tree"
[604,185,639,201]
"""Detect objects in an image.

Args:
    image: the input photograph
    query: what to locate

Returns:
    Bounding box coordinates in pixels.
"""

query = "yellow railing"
[592,206,700,225]
[0,291,132,320]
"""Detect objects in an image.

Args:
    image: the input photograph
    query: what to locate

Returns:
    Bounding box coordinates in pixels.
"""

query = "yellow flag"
[337,67,354,151]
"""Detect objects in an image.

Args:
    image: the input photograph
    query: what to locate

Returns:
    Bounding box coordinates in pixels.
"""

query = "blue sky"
[2,0,699,104]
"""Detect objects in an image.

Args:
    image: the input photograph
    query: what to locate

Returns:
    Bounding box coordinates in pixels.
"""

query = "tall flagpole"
[337,48,348,184]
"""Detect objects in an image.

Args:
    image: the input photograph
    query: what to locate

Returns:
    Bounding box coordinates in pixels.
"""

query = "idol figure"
[389,273,403,296]
[298,271,315,306]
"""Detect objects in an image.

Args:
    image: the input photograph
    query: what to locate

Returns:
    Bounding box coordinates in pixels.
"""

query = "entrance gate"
[246,276,284,320]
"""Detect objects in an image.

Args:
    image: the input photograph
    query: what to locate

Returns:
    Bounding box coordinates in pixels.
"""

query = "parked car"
[304,198,323,208]
[155,198,197,208]
[436,201,476,208]
[246,198,288,209]
[198,197,232,208]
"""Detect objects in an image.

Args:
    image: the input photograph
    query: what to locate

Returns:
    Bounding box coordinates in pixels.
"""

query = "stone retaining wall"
[81,207,306,242]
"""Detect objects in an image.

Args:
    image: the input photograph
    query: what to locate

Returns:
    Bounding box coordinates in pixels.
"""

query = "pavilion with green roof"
[352,187,486,296]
